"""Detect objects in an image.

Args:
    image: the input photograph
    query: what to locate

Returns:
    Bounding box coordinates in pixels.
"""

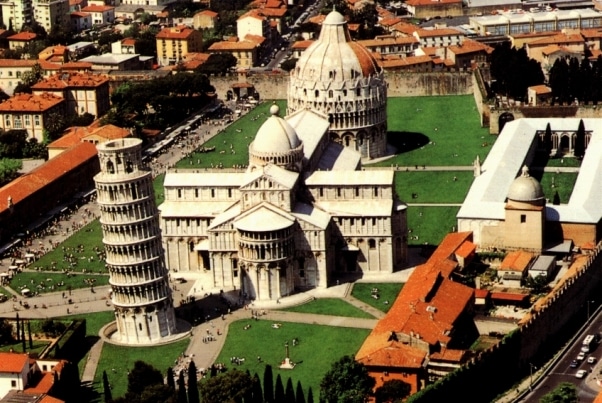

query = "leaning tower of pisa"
[94,138,177,344]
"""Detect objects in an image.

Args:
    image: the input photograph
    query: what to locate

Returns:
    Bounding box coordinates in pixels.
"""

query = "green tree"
[251,373,263,403]
[263,364,274,403]
[177,370,187,403]
[553,190,560,205]
[187,361,199,403]
[127,361,164,396]
[307,387,314,403]
[196,53,237,75]
[285,377,295,402]
[374,379,411,403]
[140,384,177,403]
[295,380,305,403]
[57,361,81,403]
[320,356,375,403]
[166,367,176,394]
[44,112,67,141]
[280,58,298,72]
[198,368,253,403]
[544,122,553,154]
[20,62,44,87]
[0,319,13,345]
[540,382,578,403]
[574,119,586,158]
[138,12,158,25]
[274,374,284,402]
[0,129,27,158]
[549,58,570,104]
[524,274,549,294]
[102,370,113,403]
[0,158,22,186]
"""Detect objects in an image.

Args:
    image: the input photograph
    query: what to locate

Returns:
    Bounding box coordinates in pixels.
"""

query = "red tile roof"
[50,124,129,149]
[24,372,55,394]
[500,251,533,272]
[474,288,489,298]
[0,352,29,373]
[195,10,218,17]
[490,292,530,302]
[81,4,114,12]
[356,335,427,368]
[156,26,198,40]
[0,93,64,112]
[32,72,108,90]
[0,142,97,215]
[8,32,37,41]
[447,39,493,56]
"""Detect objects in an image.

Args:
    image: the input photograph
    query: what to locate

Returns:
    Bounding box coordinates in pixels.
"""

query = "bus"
[582,334,595,353]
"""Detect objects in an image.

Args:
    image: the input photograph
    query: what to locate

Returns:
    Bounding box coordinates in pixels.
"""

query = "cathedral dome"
[253,105,301,154]
[294,10,380,82]
[507,166,544,202]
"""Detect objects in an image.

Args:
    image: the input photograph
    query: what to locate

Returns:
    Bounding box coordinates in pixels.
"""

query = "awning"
[0,273,9,277]
[21,289,31,295]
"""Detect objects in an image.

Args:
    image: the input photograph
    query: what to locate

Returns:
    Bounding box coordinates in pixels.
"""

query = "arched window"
[368,239,376,249]
[315,90,319,98]
[125,160,133,173]
[106,160,114,174]
[328,90,333,98]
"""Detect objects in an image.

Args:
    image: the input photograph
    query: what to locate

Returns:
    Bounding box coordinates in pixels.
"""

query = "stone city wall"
[209,71,474,100]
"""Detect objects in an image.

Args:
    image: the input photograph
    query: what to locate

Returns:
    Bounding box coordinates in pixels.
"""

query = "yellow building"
[156,26,203,67]
[208,38,259,69]
[33,0,70,34]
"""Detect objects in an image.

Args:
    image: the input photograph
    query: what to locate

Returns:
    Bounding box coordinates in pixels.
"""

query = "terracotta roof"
[356,335,427,368]
[0,352,29,373]
[71,12,91,18]
[455,239,476,259]
[474,288,489,298]
[500,251,533,272]
[32,72,108,90]
[359,36,418,47]
[0,59,39,68]
[0,142,97,216]
[238,10,265,21]
[49,124,129,149]
[257,7,287,17]
[541,44,579,56]
[122,38,136,46]
[40,396,65,403]
[8,32,37,41]
[291,40,314,49]
[429,348,465,362]
[529,84,552,95]
[156,26,198,40]
[447,39,493,56]
[209,40,258,51]
[490,292,530,302]
[24,372,55,394]
[379,17,402,27]
[244,34,265,45]
[195,10,218,17]
[580,28,602,39]
[0,93,64,112]
[377,54,433,69]
[529,32,584,46]
[81,4,114,12]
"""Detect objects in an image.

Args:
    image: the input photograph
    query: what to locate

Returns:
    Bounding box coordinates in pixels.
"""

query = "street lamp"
[530,363,536,390]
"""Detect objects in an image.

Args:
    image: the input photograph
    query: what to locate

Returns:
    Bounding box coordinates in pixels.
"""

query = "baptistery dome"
[249,104,304,171]
[507,166,544,203]
[288,9,388,160]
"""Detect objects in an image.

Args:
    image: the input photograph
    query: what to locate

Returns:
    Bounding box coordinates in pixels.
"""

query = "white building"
[287,10,388,160]
[159,105,407,301]
[0,0,33,31]
[33,0,69,34]
[80,3,114,25]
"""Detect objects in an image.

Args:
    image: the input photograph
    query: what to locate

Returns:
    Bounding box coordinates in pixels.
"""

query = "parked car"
[570,359,579,368]
[587,356,597,364]
[576,369,587,379]
[577,352,586,361]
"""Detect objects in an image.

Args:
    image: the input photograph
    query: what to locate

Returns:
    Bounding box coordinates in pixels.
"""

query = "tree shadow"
[387,131,430,154]
[79,379,102,403]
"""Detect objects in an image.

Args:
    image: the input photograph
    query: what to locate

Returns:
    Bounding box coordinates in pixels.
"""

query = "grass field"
[394,170,473,204]
[536,172,578,205]
[281,298,375,319]
[350,283,404,314]
[407,206,461,246]
[9,271,109,296]
[213,319,370,401]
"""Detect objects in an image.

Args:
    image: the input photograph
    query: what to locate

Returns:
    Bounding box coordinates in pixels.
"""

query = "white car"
[576,369,588,379]
[587,356,597,364]
[577,352,586,361]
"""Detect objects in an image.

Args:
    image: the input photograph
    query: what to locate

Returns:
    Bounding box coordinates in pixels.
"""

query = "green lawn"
[176,100,287,170]
[29,220,106,274]
[407,206,461,246]
[371,95,493,167]
[536,172,578,205]
[95,339,190,399]
[351,283,404,314]
[0,338,50,355]
[154,173,166,205]
[214,319,370,401]
[394,171,473,204]
[8,271,109,296]
[55,311,115,338]
[280,298,375,319]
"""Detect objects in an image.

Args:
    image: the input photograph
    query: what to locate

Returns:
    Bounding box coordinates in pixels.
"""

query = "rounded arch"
[498,112,515,133]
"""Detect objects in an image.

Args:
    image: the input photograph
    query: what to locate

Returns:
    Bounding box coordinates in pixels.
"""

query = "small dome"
[252,105,301,154]
[507,166,544,202]
[323,9,346,24]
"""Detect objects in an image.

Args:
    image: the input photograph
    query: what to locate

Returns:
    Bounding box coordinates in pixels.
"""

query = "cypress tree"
[177,370,188,403]
[574,119,586,158]
[27,321,32,349]
[21,323,25,352]
[274,374,284,402]
[307,387,314,403]
[187,361,199,403]
[15,313,20,341]
[263,365,274,403]
[102,370,113,403]
[252,373,263,403]
[295,381,305,403]
[285,377,295,402]
[553,191,560,205]
[544,122,553,154]
[166,367,176,392]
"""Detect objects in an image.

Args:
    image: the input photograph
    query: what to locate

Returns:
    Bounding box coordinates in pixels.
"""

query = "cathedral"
[158,10,405,301]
